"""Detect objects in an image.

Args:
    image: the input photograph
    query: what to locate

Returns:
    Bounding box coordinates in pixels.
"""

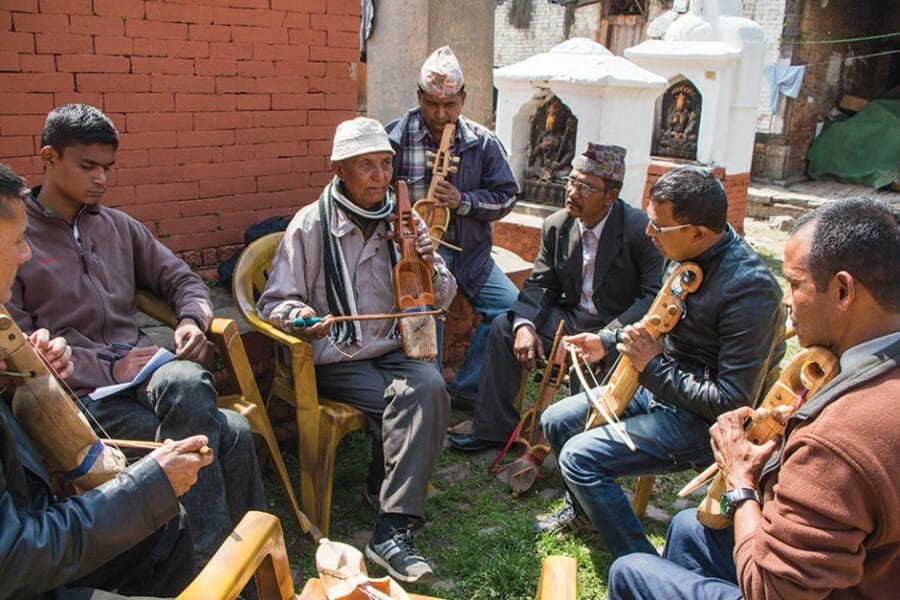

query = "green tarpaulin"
[807,99,900,189]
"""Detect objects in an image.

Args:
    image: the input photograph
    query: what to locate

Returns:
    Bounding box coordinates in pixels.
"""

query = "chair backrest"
[232,231,286,333]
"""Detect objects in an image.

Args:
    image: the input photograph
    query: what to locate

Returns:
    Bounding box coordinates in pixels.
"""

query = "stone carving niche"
[654,79,701,160]
[523,96,578,206]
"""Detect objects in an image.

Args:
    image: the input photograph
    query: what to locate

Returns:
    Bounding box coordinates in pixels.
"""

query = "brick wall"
[0,0,361,278]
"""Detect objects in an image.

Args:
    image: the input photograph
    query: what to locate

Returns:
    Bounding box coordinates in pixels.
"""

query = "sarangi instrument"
[582,262,704,433]
[0,307,127,492]
[412,122,460,251]
[679,346,839,528]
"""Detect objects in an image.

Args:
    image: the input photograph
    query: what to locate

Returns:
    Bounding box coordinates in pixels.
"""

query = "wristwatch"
[720,488,760,520]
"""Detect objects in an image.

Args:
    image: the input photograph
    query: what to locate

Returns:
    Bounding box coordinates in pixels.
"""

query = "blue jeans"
[82,360,266,567]
[438,247,519,401]
[608,509,742,599]
[541,387,714,558]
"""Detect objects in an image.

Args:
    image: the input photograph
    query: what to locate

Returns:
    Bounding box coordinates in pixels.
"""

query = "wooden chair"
[231,231,368,536]
[178,511,298,600]
[133,290,312,537]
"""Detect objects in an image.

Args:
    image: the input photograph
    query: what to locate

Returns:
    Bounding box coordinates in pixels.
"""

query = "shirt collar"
[578,211,611,240]
[840,331,900,373]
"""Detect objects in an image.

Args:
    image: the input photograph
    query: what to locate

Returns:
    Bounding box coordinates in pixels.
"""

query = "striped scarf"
[318,177,397,345]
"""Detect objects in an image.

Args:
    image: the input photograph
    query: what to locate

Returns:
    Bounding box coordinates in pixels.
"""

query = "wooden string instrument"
[584,262,704,431]
[413,122,459,251]
[682,346,839,528]
[505,320,568,497]
[391,180,439,360]
[0,307,127,492]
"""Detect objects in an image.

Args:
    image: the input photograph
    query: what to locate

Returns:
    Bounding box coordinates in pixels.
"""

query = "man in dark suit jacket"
[450,144,663,452]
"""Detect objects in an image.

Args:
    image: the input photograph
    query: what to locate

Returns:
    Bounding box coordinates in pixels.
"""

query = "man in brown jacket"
[608,197,900,599]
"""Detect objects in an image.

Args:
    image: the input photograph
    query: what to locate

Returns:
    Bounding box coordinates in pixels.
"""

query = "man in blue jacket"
[386,46,520,407]
[0,162,211,599]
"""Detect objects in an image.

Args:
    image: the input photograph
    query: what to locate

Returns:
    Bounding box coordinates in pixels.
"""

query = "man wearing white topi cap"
[258,117,456,584]
[386,46,520,408]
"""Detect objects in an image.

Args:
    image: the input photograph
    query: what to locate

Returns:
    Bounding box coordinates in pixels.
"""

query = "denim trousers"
[608,509,742,599]
[82,360,266,567]
[541,387,714,558]
[437,247,519,401]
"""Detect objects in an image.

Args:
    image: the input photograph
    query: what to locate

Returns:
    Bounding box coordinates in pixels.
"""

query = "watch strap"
[720,488,760,520]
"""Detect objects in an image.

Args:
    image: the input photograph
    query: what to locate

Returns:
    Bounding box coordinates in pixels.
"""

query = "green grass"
[258,219,794,598]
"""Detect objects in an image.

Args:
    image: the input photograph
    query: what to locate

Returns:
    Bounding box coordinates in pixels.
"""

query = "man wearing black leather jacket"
[536,166,785,558]
[0,163,210,599]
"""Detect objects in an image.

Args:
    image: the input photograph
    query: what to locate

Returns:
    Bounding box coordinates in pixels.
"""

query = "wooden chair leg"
[632,475,655,518]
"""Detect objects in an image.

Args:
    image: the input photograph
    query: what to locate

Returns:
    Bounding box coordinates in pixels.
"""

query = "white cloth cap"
[330,117,395,162]
[418,46,464,97]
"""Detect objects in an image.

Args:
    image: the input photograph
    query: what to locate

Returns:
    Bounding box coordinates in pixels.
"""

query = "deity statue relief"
[524,96,577,184]
[655,81,701,160]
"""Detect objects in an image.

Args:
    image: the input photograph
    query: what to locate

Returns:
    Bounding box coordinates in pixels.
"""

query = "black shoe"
[448,433,505,453]
[366,526,434,584]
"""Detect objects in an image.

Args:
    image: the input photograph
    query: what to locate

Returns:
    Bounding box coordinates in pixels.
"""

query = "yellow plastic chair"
[231,231,368,537]
[178,511,298,600]
[133,290,314,537]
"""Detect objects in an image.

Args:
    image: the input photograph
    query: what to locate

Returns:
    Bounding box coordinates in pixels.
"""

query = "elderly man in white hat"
[386,46,520,410]
[258,117,456,584]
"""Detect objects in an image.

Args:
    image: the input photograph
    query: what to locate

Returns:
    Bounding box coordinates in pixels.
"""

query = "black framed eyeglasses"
[564,176,602,196]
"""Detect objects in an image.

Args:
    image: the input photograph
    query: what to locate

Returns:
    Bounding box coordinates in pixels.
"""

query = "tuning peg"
[425,151,437,159]
[449,167,458,174]
[426,161,434,168]
[451,156,460,164]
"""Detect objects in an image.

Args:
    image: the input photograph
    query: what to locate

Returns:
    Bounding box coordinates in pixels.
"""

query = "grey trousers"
[471,306,607,443]
[82,360,266,567]
[316,348,450,518]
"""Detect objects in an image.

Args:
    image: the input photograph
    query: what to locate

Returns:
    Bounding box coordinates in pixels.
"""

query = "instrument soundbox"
[413,123,459,251]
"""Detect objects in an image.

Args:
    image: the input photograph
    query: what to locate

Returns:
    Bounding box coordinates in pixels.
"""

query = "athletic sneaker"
[533,502,593,535]
[365,527,434,584]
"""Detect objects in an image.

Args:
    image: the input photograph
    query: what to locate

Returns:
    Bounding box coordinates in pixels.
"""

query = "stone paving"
[747,178,899,218]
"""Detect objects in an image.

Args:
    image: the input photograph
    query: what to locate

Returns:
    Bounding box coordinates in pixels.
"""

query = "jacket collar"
[387,108,480,152]
[26,186,99,223]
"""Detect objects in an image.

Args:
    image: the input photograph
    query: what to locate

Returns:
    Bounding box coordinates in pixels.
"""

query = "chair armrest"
[177,511,297,600]
[134,288,179,329]
[534,555,577,600]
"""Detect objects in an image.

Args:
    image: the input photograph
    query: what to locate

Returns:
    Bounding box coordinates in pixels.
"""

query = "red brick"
[125,20,188,40]
[146,3,215,24]
[218,0,269,8]
[213,7,285,28]
[167,40,210,59]
[188,24,230,42]
[133,38,167,57]
[235,127,274,144]
[220,144,253,162]
[309,46,356,63]
[251,141,303,159]
[239,157,292,176]
[94,36,134,56]
[271,93,322,110]
[196,59,236,77]
[209,41,253,59]
[35,34,93,55]
[12,13,69,33]
[115,148,150,168]
[326,0,360,16]
[308,110,347,127]
[93,0,144,18]
[0,92,55,115]
[175,93,235,112]
[236,94,270,110]
[57,54,131,74]
[116,165,183,186]
[133,181,198,204]
[105,92,174,113]
[3,113,47,136]
[199,176,256,198]
[273,0,324,12]
[282,13,310,30]
[175,129,235,148]
[231,26,289,44]
[0,32,34,53]
[257,172,308,193]
[291,29,324,46]
[76,73,150,93]
[327,30,359,49]
[194,111,246,130]
[272,127,309,143]
[69,15,125,35]
[151,74,215,94]
[149,146,223,167]
[236,60,274,77]
[308,140,330,156]
[214,76,255,93]
[19,54,54,72]
[292,155,326,173]
[132,57,195,75]
[253,76,308,94]
[251,110,308,128]
[1,134,36,157]
[182,161,241,182]
[52,91,103,110]
[0,51,20,72]
[1,72,73,92]
[2,156,42,181]
[173,197,222,218]
[310,14,357,32]
[309,77,354,94]
[273,60,324,78]
[125,112,194,133]
[2,0,38,12]
[253,42,308,62]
